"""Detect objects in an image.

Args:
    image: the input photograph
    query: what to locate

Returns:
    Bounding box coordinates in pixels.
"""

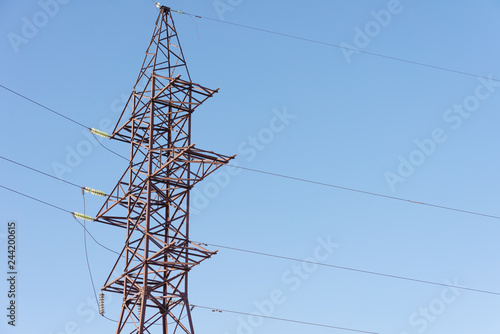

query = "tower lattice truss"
[94,6,234,334]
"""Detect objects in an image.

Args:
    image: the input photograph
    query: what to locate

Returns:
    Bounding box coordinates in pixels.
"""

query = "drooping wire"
[0,156,192,326]
[172,10,500,84]
[2,179,379,333]
[81,190,100,308]
[74,194,122,323]
[91,132,128,161]
[0,183,119,255]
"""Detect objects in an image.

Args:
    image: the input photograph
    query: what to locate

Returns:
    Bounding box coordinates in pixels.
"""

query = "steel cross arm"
[187,147,236,162]
[109,74,171,142]
[145,247,216,268]
[102,257,206,296]
[111,77,218,143]
[94,157,159,227]
[109,86,153,143]
[137,239,215,267]
[110,100,155,143]
[153,73,219,98]
[102,237,151,293]
[147,150,235,189]
[94,181,149,228]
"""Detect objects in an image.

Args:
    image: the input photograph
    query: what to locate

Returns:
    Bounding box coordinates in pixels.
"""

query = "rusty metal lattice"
[94,6,234,333]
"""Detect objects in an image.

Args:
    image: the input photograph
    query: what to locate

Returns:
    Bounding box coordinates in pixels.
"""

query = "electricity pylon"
[94,6,234,333]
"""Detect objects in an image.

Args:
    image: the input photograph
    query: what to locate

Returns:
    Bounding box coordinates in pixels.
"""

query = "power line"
[0,184,71,214]
[4,83,500,296]
[201,241,500,297]
[228,165,500,221]
[81,191,100,308]
[0,84,89,129]
[0,183,119,255]
[99,302,376,333]
[1,101,499,224]
[100,301,377,333]
[1,18,499,225]
[91,132,128,161]
[2,152,499,300]
[0,154,112,198]
[4,143,500,225]
[4,82,499,222]
[1,132,376,332]
[0,84,129,162]
[193,304,379,334]
[172,10,499,84]
[5,6,496,329]
[3,182,500,297]
[0,155,82,189]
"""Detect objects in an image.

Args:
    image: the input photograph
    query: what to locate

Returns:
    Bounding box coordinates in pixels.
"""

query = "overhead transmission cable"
[6,141,499,224]
[2,6,497,330]
[192,304,379,334]
[0,186,375,332]
[0,159,376,330]
[3,150,499,224]
[0,154,109,199]
[231,165,500,221]
[197,241,500,297]
[0,83,127,161]
[2,183,382,334]
[1,85,499,222]
[0,84,89,128]
[0,184,118,255]
[80,190,100,309]
[1,182,500,298]
[0,155,83,189]
[171,10,500,84]
[0,184,71,214]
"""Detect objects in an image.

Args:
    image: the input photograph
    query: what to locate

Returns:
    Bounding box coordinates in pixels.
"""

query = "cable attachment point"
[90,128,110,139]
[73,212,94,221]
[99,292,105,315]
[84,187,106,197]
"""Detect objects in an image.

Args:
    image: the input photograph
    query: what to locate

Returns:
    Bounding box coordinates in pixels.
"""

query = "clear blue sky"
[1,1,500,333]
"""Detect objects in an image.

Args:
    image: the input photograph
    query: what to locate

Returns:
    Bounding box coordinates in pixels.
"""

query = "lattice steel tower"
[94,6,234,333]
